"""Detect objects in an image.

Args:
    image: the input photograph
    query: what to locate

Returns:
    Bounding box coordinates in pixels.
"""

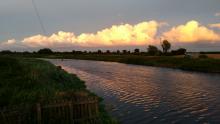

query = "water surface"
[49,59,220,124]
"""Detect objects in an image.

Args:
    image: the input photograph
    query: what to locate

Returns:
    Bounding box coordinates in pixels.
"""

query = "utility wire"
[31,0,47,35]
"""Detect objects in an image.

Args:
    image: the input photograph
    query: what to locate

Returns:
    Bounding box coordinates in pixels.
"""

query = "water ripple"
[49,59,220,124]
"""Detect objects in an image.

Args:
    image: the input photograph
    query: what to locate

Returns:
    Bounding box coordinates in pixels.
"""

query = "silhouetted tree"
[116,50,120,54]
[62,51,70,54]
[122,50,127,54]
[38,48,53,54]
[161,40,171,53]
[147,45,159,55]
[23,51,31,54]
[83,51,88,54]
[171,48,187,55]
[75,51,83,54]
[0,50,13,54]
[106,50,110,54]
[127,51,131,54]
[97,50,102,54]
[134,48,140,54]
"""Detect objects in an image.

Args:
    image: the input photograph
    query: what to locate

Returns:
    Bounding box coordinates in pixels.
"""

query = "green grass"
[120,56,220,73]
[0,55,117,123]
[0,56,87,106]
[2,53,218,123]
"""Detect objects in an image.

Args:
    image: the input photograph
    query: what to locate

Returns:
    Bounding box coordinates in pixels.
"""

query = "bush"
[122,50,127,54]
[37,48,53,54]
[199,54,208,59]
[134,48,140,54]
[147,45,159,55]
[171,48,187,55]
[0,50,13,54]
[97,50,102,54]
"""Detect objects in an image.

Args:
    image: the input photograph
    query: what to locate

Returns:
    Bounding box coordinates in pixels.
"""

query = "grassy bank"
[120,56,220,73]
[0,56,117,123]
[18,53,220,73]
[0,56,86,106]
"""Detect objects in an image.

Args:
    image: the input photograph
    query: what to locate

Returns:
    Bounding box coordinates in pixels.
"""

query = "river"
[49,59,220,124]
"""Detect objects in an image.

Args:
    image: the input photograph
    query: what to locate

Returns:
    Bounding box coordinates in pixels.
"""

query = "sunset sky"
[0,0,220,51]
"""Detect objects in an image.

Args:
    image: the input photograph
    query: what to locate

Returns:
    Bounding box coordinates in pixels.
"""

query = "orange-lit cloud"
[0,39,17,50]
[22,21,160,47]
[22,32,77,47]
[1,39,16,45]
[1,20,220,51]
[163,20,220,42]
[209,23,220,29]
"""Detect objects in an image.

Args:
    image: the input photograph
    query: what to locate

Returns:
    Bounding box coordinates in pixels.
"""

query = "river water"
[49,59,220,124]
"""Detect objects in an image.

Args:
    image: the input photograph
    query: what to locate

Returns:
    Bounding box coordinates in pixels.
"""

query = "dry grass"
[174,54,220,59]
[206,54,220,59]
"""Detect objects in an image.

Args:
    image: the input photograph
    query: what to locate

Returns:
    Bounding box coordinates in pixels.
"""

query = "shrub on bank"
[199,54,208,59]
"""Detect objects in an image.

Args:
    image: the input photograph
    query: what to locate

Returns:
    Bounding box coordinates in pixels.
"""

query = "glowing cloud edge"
[1,20,220,49]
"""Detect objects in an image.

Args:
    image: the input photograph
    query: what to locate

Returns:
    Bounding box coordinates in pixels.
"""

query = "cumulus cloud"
[163,20,220,42]
[22,32,77,47]
[1,20,220,51]
[1,39,16,45]
[22,21,160,47]
[0,39,17,50]
[209,23,220,29]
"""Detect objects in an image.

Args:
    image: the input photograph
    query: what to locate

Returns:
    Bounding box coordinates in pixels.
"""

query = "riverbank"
[0,56,117,123]
[19,54,220,73]
[48,58,220,124]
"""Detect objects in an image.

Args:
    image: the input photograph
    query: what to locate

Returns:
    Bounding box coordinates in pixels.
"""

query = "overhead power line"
[31,0,47,35]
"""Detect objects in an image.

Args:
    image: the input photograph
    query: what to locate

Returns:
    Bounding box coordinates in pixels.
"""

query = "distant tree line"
[147,40,186,56]
[3,39,218,56]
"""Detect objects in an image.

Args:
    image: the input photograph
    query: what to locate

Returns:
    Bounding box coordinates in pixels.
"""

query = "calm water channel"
[49,59,220,124]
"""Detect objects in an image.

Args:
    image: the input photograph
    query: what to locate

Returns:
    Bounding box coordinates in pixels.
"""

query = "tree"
[37,48,53,54]
[106,50,111,54]
[0,50,13,54]
[127,51,131,54]
[161,40,171,53]
[23,51,31,54]
[147,45,159,55]
[116,50,120,54]
[122,50,127,54]
[83,51,88,54]
[134,48,140,54]
[75,51,83,54]
[97,50,102,54]
[171,48,187,55]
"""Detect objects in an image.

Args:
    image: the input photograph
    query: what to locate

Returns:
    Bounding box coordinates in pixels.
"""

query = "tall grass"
[0,56,117,123]
[0,56,86,106]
